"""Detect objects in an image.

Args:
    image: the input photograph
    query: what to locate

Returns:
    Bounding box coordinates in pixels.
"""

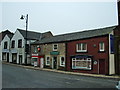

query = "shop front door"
[19,55,22,64]
[53,57,57,69]
[7,53,9,62]
[99,59,105,74]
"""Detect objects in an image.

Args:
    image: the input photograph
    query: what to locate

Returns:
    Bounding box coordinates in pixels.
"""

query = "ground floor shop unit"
[31,54,44,68]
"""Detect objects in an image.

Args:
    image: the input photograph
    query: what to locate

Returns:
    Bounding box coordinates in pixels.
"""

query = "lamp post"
[20,14,28,65]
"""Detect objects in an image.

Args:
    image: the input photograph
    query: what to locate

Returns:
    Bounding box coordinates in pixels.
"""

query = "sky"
[1,0,118,35]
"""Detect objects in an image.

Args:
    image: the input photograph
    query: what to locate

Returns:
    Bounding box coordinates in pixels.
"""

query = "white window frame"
[46,56,50,65]
[60,56,65,67]
[53,44,58,51]
[72,58,92,70]
[76,43,87,52]
[99,42,105,51]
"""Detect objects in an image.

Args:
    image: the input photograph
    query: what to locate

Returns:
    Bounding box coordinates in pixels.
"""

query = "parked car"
[116,81,120,89]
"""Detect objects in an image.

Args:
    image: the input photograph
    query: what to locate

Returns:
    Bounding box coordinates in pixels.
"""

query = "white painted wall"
[1,35,11,62]
[109,31,115,75]
[0,44,1,61]
[11,30,25,64]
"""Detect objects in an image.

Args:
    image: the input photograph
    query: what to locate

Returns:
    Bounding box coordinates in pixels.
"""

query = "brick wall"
[66,35,109,75]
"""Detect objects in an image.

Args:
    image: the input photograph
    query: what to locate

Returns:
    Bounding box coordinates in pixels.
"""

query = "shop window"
[60,56,65,67]
[46,56,50,65]
[76,43,87,52]
[34,46,37,53]
[4,41,7,49]
[18,39,22,48]
[53,44,58,51]
[99,42,105,52]
[72,58,92,70]
[11,40,15,48]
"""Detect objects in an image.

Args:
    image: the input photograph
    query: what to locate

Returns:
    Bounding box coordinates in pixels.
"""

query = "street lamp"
[20,14,28,65]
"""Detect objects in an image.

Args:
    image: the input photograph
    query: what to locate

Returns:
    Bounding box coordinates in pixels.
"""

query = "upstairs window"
[34,46,37,53]
[4,41,7,49]
[11,40,15,48]
[76,43,87,52]
[18,39,22,48]
[53,44,58,51]
[99,42,105,51]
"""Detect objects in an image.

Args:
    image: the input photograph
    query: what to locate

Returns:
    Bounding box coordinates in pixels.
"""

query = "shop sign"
[50,51,59,55]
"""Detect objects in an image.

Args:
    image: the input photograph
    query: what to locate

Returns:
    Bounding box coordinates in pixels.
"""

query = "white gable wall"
[11,30,25,64]
[1,35,11,62]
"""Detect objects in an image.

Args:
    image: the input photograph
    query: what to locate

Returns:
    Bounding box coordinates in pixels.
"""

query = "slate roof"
[34,26,116,44]
[7,33,14,39]
[17,29,52,40]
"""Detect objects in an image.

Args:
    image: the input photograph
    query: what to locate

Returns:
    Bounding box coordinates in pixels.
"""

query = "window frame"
[4,41,8,49]
[53,44,58,51]
[76,43,87,52]
[18,39,22,48]
[46,56,50,65]
[11,40,15,48]
[72,58,92,70]
[60,56,65,67]
[99,42,105,52]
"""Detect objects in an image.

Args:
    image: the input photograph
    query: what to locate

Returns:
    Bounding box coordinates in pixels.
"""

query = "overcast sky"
[1,1,118,35]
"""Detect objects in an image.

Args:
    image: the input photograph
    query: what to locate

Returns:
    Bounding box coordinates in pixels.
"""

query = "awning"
[71,55,93,58]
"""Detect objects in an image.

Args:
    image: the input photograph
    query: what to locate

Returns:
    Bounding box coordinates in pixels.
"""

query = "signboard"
[50,51,59,55]
[110,34,114,54]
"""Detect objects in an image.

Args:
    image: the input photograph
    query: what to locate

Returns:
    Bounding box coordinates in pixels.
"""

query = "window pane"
[78,44,82,50]
[100,42,104,51]
[72,58,92,70]
[82,43,87,50]
[46,57,50,65]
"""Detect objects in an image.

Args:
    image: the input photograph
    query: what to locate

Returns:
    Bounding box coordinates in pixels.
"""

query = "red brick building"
[65,26,116,75]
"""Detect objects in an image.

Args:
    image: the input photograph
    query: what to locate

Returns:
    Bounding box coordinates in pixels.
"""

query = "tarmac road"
[2,64,118,88]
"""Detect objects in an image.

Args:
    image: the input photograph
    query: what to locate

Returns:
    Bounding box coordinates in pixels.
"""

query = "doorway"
[19,55,22,64]
[99,59,105,74]
[53,56,57,69]
[7,53,9,62]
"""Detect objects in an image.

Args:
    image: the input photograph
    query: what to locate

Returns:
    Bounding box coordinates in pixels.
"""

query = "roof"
[17,29,53,40]
[7,33,14,39]
[34,26,116,44]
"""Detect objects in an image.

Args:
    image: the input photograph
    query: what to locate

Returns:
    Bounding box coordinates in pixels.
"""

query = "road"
[2,64,118,88]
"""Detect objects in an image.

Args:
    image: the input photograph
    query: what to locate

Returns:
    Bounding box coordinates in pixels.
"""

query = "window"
[60,56,65,67]
[4,42,7,49]
[34,46,37,53]
[72,58,92,70]
[53,44,58,51]
[11,40,15,48]
[18,39,22,48]
[46,56,50,65]
[99,42,105,51]
[76,43,87,52]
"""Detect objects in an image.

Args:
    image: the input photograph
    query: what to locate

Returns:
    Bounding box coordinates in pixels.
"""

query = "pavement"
[2,61,120,80]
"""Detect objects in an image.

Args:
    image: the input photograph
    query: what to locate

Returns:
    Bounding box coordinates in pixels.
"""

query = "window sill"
[72,68,92,71]
[98,51,106,53]
[76,51,88,53]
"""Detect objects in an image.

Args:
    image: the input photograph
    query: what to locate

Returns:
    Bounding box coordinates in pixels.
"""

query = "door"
[7,53,9,62]
[99,59,106,74]
[19,55,22,64]
[53,57,57,69]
